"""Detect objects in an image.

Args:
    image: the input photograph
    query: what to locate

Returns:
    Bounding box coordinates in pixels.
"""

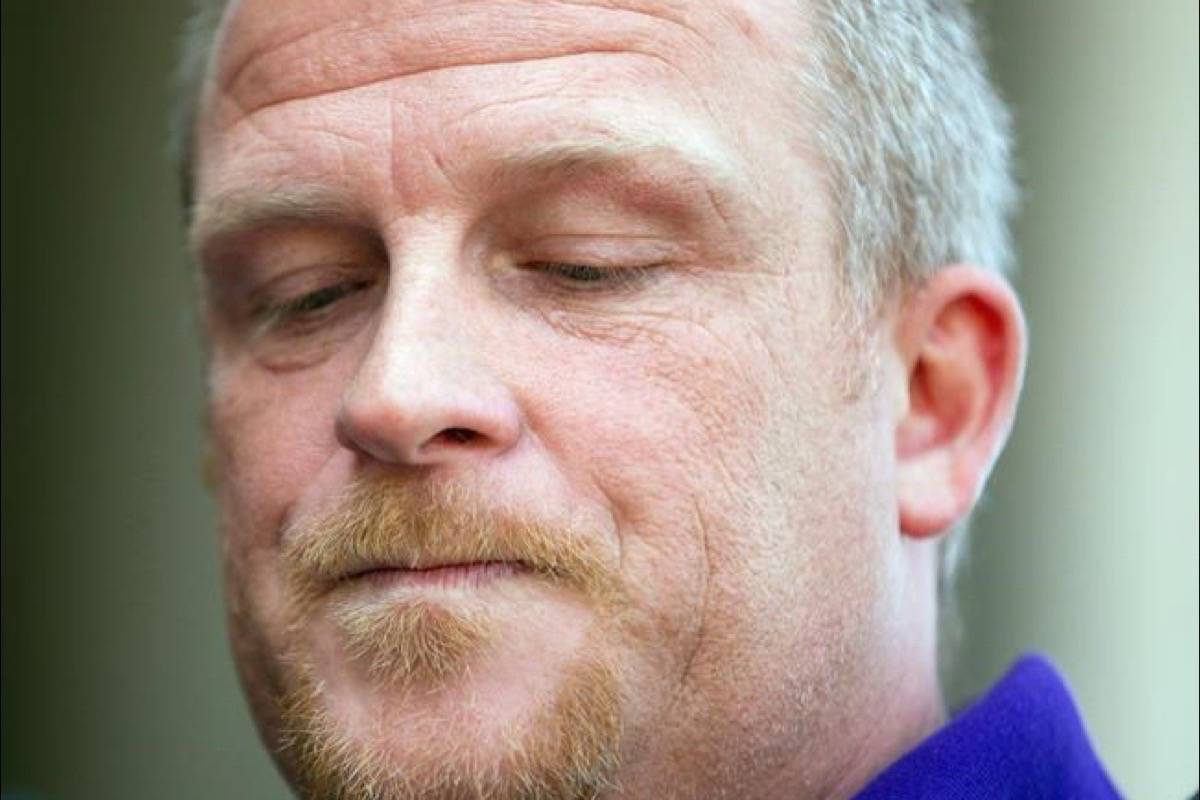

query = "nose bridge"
[377,240,473,364]
[336,230,521,466]
[361,270,481,409]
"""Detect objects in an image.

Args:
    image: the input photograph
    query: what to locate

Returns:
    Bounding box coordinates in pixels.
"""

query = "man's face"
[194,0,913,796]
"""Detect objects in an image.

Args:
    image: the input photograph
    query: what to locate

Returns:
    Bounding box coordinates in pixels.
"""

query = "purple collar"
[854,655,1121,798]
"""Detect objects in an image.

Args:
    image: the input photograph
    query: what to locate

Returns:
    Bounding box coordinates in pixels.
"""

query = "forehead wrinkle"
[229,48,642,122]
[221,0,714,93]
[544,0,718,49]
[215,0,751,120]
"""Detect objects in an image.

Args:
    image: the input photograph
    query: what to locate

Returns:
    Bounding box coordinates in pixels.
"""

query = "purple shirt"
[855,655,1122,798]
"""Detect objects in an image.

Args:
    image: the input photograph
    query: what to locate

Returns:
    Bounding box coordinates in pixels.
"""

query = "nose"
[335,286,522,468]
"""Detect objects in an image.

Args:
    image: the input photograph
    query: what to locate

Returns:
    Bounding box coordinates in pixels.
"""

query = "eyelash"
[252,278,374,331]
[526,261,657,292]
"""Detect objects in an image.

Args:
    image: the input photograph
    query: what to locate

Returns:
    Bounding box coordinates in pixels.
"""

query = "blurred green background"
[2,1,1196,798]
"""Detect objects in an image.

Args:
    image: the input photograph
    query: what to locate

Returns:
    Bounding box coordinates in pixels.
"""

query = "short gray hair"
[169,0,224,212]
[801,0,1017,304]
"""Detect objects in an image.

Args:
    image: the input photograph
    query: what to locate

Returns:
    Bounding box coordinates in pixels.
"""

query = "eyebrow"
[491,134,753,214]
[188,132,755,258]
[188,183,370,259]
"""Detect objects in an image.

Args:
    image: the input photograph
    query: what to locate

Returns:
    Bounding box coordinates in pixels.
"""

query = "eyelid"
[521,260,664,296]
[253,279,373,326]
[229,268,379,351]
[246,262,377,314]
[519,234,684,266]
[243,273,382,365]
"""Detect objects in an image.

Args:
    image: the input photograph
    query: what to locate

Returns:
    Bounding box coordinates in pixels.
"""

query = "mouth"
[344,560,530,591]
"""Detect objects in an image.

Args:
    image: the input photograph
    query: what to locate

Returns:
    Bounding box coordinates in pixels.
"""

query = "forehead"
[214,0,786,116]
[193,0,809,240]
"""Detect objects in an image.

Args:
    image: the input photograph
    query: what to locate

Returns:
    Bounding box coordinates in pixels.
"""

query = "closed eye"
[254,279,369,322]
[274,280,371,317]
[526,261,658,293]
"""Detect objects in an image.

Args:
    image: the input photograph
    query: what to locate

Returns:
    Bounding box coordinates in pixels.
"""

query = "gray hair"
[801,1,1017,302]
[169,0,225,212]
[170,0,1016,608]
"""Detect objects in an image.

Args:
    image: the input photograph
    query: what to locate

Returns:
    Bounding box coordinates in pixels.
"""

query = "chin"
[266,586,626,800]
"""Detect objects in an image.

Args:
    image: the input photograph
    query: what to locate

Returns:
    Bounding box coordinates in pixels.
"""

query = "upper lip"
[340,558,524,582]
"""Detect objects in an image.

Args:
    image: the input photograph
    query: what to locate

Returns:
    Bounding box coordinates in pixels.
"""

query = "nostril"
[436,427,479,445]
[418,427,481,455]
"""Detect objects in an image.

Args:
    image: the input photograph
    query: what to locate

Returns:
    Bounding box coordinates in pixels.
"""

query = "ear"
[894,265,1027,538]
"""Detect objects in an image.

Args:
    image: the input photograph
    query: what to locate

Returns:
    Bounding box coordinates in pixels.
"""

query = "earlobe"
[894,266,1027,539]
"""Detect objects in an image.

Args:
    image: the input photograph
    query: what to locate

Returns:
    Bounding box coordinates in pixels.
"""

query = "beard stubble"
[271,477,627,799]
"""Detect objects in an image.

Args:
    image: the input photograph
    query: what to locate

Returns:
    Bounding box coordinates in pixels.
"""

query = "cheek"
[523,302,786,673]
[209,348,362,646]
[211,353,362,722]
[210,352,352,538]
[530,279,897,698]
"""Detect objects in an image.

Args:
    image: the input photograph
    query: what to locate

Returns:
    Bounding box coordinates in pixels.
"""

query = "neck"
[828,537,946,798]
[828,662,945,798]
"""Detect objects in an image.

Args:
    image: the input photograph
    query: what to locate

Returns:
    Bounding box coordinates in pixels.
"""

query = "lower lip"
[352,561,526,591]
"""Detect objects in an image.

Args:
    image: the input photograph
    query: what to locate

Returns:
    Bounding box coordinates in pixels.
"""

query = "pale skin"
[191,0,1026,797]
